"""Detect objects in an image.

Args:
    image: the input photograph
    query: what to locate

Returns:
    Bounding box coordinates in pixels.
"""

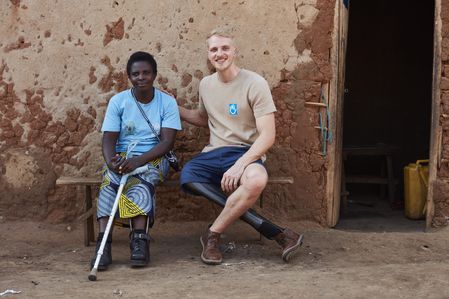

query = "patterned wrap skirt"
[97,157,169,219]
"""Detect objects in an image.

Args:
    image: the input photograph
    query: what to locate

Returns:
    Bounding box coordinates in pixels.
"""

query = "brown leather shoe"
[274,228,304,262]
[200,229,222,265]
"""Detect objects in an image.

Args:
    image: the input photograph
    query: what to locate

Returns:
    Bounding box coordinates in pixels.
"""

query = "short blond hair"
[207,27,235,40]
[206,27,237,48]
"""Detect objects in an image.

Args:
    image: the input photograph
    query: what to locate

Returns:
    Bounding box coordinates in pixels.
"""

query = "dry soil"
[1,219,449,298]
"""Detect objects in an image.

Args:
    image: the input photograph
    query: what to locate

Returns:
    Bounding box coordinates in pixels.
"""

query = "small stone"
[66,225,72,231]
[420,245,430,251]
[223,242,236,253]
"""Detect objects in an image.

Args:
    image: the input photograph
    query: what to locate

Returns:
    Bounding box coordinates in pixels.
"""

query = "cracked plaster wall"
[0,0,335,225]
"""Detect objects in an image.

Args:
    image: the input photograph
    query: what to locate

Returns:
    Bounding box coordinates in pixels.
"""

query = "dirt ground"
[1,215,449,299]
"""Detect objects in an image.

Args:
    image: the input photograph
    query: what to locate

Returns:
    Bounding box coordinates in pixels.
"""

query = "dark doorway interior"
[338,0,435,231]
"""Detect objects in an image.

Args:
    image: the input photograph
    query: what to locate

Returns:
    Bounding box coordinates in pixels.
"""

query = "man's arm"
[237,113,276,166]
[179,106,209,128]
[221,113,276,192]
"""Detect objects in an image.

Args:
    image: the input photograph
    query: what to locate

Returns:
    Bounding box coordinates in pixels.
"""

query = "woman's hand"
[107,154,124,174]
[117,156,144,174]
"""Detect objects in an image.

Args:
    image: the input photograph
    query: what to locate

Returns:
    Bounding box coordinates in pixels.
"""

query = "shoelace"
[207,234,220,247]
[132,237,146,253]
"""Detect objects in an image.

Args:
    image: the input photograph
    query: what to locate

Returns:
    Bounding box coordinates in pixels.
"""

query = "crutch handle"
[129,165,151,176]
[118,165,149,184]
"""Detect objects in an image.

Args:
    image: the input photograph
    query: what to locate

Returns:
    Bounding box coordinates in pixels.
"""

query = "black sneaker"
[90,233,112,270]
[129,231,150,266]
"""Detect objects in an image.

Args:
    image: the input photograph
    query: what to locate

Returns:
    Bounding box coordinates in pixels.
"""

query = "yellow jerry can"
[403,160,429,220]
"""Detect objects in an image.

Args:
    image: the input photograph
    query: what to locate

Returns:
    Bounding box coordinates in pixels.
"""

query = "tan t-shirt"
[199,69,276,152]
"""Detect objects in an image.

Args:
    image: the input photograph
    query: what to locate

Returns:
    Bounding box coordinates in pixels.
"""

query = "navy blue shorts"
[180,146,264,189]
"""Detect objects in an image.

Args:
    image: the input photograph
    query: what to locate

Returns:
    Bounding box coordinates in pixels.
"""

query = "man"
[179,29,303,265]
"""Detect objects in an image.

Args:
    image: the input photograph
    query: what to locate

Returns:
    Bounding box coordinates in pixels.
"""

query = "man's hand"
[178,106,209,128]
[219,113,276,191]
[221,162,245,193]
[160,89,175,98]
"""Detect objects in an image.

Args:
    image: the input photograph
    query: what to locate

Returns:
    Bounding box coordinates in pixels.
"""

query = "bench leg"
[386,155,395,204]
[380,160,386,199]
[84,185,95,246]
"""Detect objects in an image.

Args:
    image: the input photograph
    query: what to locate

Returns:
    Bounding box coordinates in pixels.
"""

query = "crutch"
[88,164,152,281]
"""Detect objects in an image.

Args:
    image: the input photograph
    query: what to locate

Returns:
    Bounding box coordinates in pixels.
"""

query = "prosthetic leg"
[127,182,154,266]
[183,182,283,239]
[128,216,151,267]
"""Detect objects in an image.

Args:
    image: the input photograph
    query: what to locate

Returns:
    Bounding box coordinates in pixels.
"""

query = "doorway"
[336,0,435,231]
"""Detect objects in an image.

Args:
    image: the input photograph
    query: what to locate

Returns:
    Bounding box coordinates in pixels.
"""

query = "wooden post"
[326,0,350,227]
[83,185,93,246]
[426,0,442,229]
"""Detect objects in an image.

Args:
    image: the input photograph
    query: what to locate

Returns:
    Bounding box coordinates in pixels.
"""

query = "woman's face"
[129,61,156,92]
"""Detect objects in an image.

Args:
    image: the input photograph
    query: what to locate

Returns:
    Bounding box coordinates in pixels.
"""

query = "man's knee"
[241,165,268,194]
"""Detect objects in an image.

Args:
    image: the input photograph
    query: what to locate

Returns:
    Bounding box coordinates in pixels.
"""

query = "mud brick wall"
[0,0,335,225]
[433,0,449,226]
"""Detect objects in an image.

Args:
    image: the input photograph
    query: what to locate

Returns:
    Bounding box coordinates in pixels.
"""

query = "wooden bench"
[56,176,294,246]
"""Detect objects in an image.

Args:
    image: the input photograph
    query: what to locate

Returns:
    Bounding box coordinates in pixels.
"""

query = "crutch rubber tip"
[88,270,97,281]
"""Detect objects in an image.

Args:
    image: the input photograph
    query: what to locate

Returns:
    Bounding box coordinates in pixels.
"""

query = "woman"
[91,51,181,269]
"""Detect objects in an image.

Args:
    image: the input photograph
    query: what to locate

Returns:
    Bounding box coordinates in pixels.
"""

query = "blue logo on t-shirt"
[229,103,238,116]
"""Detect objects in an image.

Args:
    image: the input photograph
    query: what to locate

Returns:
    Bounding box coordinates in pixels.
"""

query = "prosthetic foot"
[274,228,304,262]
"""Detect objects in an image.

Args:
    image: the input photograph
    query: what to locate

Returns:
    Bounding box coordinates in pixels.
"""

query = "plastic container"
[403,160,429,219]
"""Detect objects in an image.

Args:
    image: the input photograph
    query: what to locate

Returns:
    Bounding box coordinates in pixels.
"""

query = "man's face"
[207,35,237,72]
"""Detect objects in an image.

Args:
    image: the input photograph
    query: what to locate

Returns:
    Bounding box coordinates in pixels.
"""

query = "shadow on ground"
[335,195,425,233]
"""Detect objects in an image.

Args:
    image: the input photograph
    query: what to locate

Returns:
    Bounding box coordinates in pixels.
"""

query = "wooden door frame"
[426,0,442,229]
[327,0,441,228]
[326,0,350,227]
